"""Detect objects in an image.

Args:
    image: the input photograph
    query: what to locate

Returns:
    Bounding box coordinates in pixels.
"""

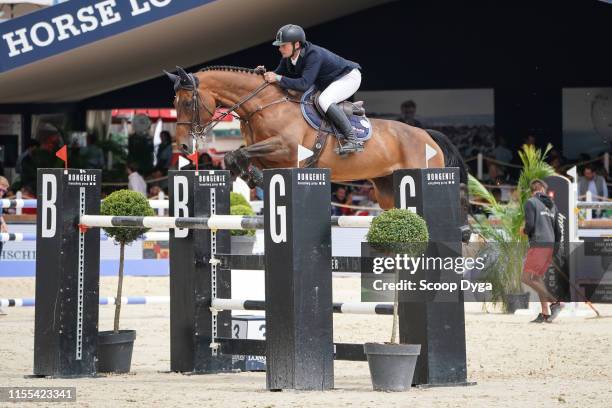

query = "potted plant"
[468,144,556,313]
[97,189,155,373]
[363,208,429,391]
[230,192,256,255]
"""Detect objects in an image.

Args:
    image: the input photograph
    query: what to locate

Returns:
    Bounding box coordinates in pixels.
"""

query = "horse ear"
[163,70,178,84]
[176,66,190,84]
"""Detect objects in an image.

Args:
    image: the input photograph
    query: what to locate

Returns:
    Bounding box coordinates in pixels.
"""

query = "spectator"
[16,139,39,178]
[331,186,355,216]
[24,132,63,193]
[399,100,423,127]
[199,153,220,170]
[128,133,154,177]
[523,134,537,148]
[155,131,173,175]
[79,134,105,169]
[357,187,382,216]
[127,163,147,196]
[0,176,7,315]
[483,162,509,186]
[578,165,608,217]
[148,184,162,199]
[491,137,513,165]
[0,176,9,232]
[521,179,564,323]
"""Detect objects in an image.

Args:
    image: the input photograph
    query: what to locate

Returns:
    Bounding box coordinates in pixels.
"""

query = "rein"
[176,77,299,143]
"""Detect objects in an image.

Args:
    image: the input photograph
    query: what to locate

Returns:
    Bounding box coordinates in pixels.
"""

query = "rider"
[263,24,364,153]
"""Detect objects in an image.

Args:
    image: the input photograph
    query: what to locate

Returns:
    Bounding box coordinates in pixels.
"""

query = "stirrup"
[335,139,364,155]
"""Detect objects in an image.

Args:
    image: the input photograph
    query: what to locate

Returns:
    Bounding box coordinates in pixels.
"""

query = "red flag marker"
[56,145,68,169]
[187,151,199,171]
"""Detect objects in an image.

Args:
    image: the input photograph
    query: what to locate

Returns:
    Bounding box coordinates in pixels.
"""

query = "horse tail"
[425,129,471,227]
[425,129,468,185]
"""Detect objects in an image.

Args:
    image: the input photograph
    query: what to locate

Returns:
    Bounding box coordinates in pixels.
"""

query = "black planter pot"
[505,292,530,313]
[97,330,136,373]
[364,343,421,391]
[231,235,256,255]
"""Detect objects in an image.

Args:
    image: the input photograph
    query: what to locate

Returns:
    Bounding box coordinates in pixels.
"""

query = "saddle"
[299,86,373,166]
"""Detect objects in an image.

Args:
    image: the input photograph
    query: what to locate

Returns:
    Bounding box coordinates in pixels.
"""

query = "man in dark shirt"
[399,100,422,127]
[522,179,564,323]
[263,24,363,153]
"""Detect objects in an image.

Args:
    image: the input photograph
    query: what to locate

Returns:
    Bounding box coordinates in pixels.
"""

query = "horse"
[165,66,468,212]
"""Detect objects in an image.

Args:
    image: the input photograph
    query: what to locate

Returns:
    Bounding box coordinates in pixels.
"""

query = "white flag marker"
[178,155,190,170]
[297,144,314,166]
[425,144,437,168]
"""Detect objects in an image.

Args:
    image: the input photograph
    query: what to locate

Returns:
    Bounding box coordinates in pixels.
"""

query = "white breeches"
[318,68,361,113]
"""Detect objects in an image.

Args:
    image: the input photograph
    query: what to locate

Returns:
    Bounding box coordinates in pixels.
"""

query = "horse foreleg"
[224,137,290,188]
[224,148,262,188]
[242,137,291,160]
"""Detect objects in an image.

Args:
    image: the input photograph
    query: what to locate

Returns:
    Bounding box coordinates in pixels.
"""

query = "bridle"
[175,72,298,145]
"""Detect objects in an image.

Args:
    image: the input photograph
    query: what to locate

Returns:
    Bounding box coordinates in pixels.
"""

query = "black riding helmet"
[272,24,306,46]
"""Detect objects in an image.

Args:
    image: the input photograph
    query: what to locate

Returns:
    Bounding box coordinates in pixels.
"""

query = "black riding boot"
[325,103,364,154]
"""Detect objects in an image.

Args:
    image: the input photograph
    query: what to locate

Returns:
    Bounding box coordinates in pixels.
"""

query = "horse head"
[165,66,215,154]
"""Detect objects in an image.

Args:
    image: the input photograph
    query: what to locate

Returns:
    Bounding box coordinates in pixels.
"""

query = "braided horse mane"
[199,65,265,75]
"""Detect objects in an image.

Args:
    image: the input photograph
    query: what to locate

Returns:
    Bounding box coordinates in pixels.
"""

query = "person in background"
[357,187,382,216]
[523,134,537,148]
[0,176,9,234]
[128,132,154,177]
[25,132,63,193]
[399,100,422,127]
[491,136,513,165]
[16,139,39,184]
[199,153,220,170]
[0,176,8,315]
[522,179,564,323]
[155,131,173,175]
[79,134,105,169]
[148,184,162,199]
[331,186,355,216]
[578,165,608,217]
[127,163,147,196]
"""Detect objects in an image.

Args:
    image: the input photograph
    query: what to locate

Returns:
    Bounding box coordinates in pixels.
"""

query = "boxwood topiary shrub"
[100,190,155,333]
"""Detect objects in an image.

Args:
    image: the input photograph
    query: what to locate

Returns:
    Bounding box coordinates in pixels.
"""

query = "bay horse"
[165,66,468,212]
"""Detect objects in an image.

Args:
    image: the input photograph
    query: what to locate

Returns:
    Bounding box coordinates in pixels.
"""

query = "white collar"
[290,53,300,65]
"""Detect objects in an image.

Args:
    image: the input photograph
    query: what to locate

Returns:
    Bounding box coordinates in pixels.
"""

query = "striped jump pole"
[0,233,36,242]
[211,298,393,315]
[2,296,170,308]
[80,215,370,230]
[1,232,169,242]
[80,214,264,230]
[1,199,37,209]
